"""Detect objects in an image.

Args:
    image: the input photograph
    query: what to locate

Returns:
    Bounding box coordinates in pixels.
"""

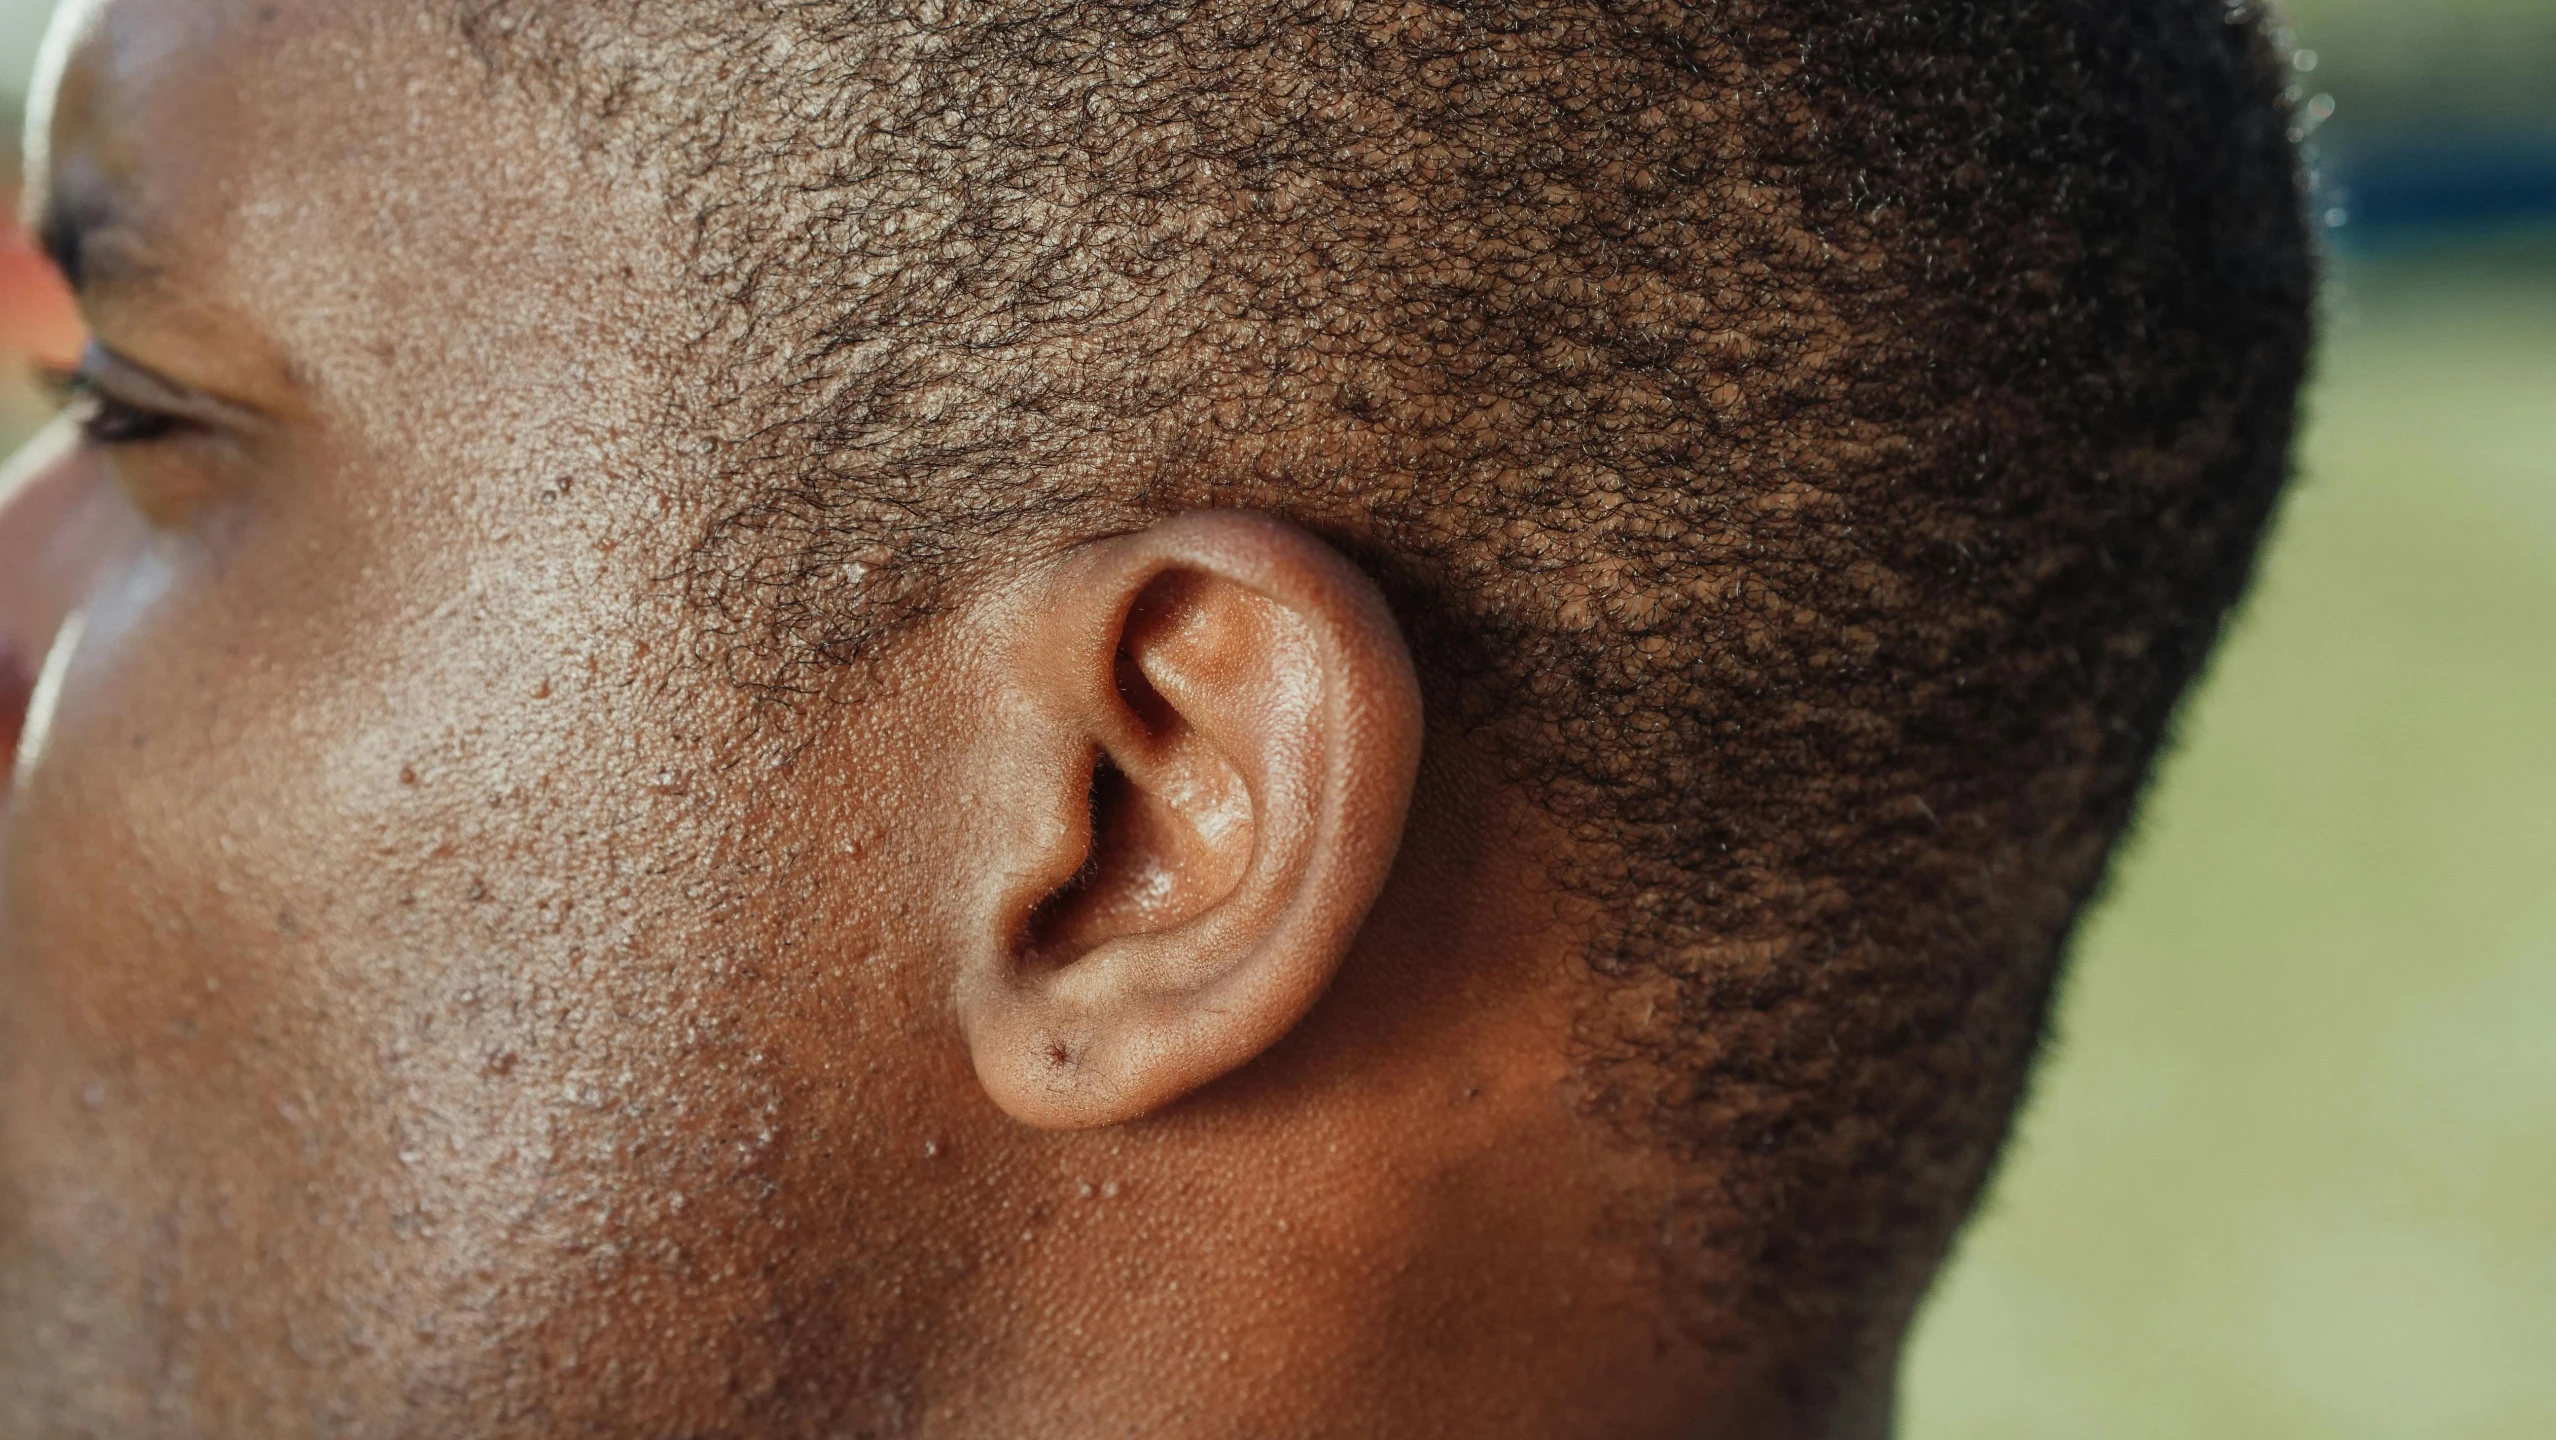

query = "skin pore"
[0,0,2308,1435]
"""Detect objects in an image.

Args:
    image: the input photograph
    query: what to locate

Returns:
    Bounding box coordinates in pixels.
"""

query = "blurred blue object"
[2327,132,2556,242]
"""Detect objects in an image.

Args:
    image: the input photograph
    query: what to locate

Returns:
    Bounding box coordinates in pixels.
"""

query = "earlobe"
[955,512,1422,1130]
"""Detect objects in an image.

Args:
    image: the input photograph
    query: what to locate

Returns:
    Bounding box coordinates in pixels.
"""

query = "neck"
[926,1215,1893,1440]
[903,740,1905,1437]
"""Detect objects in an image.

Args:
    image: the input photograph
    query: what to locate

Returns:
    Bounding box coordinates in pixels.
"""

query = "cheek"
[2,428,679,1056]
[0,472,984,1421]
[0,490,684,1396]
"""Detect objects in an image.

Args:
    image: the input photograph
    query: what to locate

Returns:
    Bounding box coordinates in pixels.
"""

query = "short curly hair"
[467,0,2312,1360]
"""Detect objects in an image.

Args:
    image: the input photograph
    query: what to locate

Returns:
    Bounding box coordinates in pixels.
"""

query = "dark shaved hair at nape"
[463,0,2311,1357]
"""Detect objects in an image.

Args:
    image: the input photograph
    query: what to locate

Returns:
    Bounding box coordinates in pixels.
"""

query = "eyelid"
[58,341,270,436]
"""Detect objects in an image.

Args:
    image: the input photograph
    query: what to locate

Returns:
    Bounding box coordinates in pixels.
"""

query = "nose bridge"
[0,420,131,769]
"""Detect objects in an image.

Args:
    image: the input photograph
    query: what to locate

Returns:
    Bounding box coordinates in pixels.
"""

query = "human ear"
[953,511,1422,1130]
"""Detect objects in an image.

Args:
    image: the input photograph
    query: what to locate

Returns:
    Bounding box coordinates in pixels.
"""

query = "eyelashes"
[67,383,186,446]
[39,347,192,447]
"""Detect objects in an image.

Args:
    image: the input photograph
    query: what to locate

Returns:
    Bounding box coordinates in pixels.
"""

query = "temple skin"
[0,1,1853,1435]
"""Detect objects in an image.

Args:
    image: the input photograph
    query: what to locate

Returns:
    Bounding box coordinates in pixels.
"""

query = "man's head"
[0,0,2309,1434]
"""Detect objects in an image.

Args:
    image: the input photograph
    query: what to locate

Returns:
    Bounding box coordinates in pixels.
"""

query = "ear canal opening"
[1019,752,1123,970]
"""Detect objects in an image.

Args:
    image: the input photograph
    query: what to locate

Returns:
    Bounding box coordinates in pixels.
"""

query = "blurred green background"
[1902,3,2556,1436]
[0,1,2547,1434]
[1902,241,2556,1437]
